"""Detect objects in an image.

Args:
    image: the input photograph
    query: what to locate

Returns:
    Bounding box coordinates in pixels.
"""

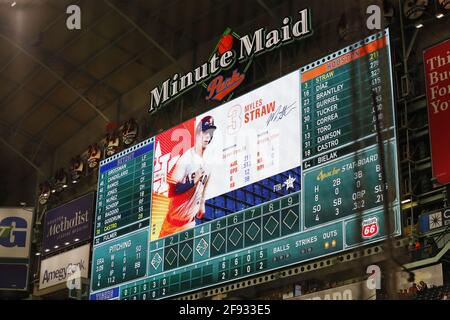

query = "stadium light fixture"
[44,249,50,253]
[35,252,41,256]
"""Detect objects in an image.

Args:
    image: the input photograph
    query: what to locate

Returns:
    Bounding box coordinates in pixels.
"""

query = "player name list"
[301,33,394,165]
[95,140,154,238]
[300,30,399,229]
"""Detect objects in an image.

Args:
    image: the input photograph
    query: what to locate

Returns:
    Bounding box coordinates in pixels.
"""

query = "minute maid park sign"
[148,9,312,113]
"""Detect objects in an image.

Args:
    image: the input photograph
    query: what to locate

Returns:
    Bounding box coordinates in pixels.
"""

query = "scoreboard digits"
[303,142,397,228]
[92,230,148,291]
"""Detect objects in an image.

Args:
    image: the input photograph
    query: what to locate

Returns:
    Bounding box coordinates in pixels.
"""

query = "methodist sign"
[42,193,94,254]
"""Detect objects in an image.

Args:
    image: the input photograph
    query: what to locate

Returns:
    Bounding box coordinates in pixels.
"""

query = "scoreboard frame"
[90,28,401,300]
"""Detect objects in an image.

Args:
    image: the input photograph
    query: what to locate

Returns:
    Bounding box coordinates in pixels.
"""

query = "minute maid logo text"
[41,260,86,285]
[149,9,312,112]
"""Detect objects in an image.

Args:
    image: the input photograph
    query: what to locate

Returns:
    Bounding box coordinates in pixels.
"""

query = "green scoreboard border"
[89,29,402,300]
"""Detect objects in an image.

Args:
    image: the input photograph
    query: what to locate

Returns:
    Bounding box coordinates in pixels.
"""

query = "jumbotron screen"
[89,29,401,300]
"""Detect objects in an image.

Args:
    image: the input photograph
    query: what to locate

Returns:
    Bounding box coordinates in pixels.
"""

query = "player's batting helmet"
[200,116,217,131]
[197,116,216,143]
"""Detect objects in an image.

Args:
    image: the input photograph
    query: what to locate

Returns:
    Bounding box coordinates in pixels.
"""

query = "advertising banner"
[423,39,450,184]
[287,281,376,300]
[0,208,33,258]
[43,193,94,253]
[151,71,300,239]
[419,207,450,234]
[39,243,90,290]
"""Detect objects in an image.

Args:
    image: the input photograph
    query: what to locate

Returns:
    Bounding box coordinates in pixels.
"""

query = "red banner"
[423,39,450,185]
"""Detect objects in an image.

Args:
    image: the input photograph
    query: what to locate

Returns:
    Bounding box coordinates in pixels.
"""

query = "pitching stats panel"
[89,29,401,300]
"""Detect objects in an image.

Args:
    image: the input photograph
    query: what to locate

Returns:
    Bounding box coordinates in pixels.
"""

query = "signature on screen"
[266,102,297,126]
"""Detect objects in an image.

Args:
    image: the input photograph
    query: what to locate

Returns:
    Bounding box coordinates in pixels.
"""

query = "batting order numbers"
[179,304,271,317]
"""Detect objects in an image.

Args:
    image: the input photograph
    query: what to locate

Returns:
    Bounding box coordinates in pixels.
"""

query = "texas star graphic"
[283,175,296,190]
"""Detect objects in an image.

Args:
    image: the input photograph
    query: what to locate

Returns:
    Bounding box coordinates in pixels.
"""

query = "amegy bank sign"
[39,244,89,290]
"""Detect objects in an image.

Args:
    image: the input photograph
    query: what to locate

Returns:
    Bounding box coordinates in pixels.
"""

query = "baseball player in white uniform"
[159,116,216,237]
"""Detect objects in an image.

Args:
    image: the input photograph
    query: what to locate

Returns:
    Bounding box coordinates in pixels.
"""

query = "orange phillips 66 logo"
[362,217,379,239]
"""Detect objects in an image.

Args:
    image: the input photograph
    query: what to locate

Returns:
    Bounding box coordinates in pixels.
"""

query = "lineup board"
[91,139,153,291]
[90,30,401,300]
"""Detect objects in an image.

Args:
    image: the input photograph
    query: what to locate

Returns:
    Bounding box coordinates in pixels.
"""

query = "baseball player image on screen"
[159,116,217,238]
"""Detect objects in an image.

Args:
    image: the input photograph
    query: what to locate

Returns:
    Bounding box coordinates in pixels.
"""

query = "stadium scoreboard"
[90,29,401,300]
